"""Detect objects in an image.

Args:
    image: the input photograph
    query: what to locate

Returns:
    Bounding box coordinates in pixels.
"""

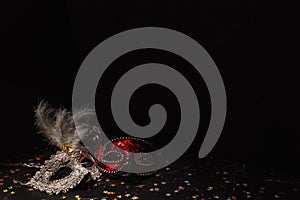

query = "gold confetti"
[61,195,67,199]
[132,196,139,199]
[10,191,15,195]
[179,186,185,190]
[231,196,237,200]
[8,186,13,189]
[111,183,116,187]
[3,189,8,193]
[28,188,34,191]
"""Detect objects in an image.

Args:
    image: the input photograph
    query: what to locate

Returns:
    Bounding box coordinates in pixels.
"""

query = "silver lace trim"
[26,151,101,194]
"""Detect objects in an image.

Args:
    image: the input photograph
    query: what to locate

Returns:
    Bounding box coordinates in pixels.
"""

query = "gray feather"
[34,101,80,148]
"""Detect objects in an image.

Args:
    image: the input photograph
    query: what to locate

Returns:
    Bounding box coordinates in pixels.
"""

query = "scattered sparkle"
[166,193,171,197]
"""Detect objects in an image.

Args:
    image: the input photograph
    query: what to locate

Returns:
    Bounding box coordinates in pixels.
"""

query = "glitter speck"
[207,186,213,191]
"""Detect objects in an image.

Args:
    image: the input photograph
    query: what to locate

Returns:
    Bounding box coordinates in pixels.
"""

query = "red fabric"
[94,139,147,173]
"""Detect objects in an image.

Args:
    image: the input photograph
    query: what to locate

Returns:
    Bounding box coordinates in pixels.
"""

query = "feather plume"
[34,100,80,148]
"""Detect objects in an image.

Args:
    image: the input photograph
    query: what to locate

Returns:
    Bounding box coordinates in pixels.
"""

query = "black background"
[1,1,299,174]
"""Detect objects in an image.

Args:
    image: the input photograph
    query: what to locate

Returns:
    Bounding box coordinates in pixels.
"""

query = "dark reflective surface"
[1,146,299,200]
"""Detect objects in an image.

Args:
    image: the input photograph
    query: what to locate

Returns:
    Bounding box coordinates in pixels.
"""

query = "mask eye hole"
[50,167,73,181]
[81,157,94,168]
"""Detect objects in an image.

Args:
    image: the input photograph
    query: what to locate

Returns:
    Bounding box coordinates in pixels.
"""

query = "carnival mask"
[26,101,156,194]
